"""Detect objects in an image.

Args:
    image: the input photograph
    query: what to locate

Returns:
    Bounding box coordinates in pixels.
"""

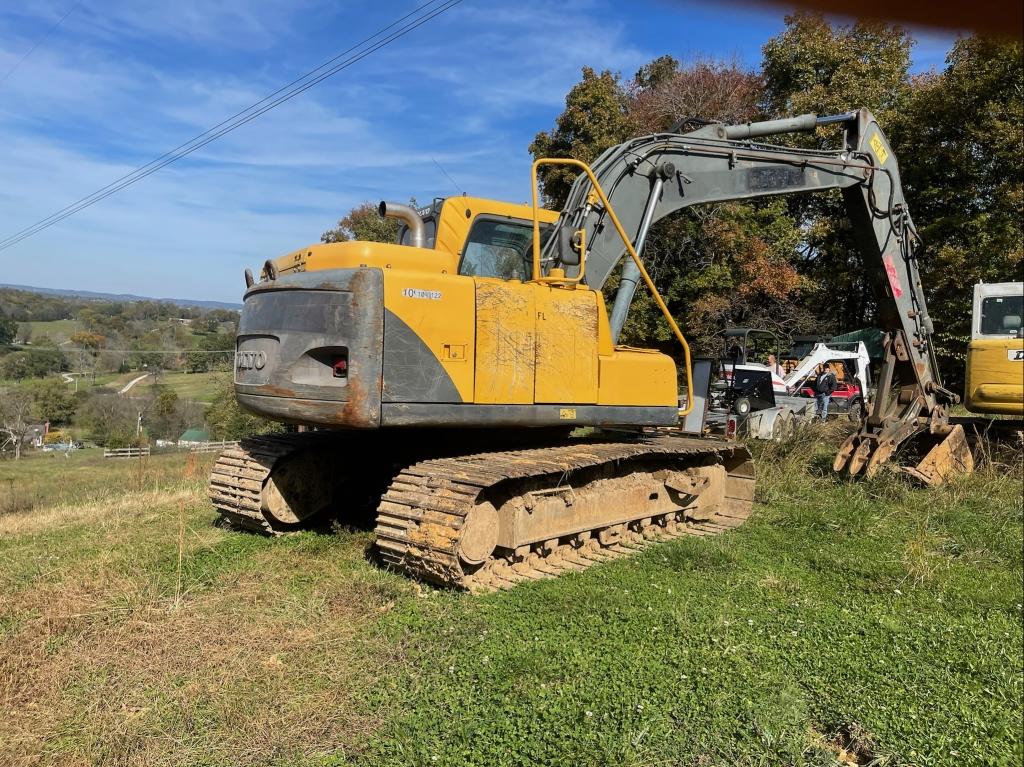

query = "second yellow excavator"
[210,108,971,589]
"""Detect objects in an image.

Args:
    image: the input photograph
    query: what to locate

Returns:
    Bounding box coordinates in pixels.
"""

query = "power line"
[432,156,464,195]
[2,0,449,247]
[0,0,83,90]
[0,0,464,253]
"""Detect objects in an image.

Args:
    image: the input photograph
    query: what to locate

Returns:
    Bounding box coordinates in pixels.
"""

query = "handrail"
[530,157,694,416]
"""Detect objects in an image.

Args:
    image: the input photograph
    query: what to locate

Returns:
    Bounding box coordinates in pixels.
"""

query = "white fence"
[102,441,238,458]
[188,440,239,454]
[103,447,151,459]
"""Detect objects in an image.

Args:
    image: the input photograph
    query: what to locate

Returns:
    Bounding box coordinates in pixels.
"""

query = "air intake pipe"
[379,201,425,248]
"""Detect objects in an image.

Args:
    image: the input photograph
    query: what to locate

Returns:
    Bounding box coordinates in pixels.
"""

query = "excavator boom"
[542,107,971,482]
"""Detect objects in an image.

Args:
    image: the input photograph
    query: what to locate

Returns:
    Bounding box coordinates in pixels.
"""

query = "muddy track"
[208,433,341,534]
[374,436,754,591]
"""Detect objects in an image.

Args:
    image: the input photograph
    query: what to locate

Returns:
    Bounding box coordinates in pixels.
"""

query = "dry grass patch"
[2,541,396,766]
[0,474,404,766]
[0,488,196,537]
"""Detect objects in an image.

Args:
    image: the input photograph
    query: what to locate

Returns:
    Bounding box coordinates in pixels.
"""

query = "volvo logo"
[236,350,267,370]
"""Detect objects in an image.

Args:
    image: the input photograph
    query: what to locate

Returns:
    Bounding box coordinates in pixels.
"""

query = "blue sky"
[0,0,959,303]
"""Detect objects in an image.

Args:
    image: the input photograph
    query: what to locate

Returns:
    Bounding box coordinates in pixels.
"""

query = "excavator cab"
[235,193,680,431]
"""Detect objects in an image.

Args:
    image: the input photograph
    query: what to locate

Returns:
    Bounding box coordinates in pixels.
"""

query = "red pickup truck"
[799,379,865,419]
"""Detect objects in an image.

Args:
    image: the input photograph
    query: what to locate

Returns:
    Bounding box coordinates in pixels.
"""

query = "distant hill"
[0,283,241,311]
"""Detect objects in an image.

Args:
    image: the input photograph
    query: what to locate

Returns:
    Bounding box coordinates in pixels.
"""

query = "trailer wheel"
[772,412,795,442]
[733,397,751,416]
[847,397,864,423]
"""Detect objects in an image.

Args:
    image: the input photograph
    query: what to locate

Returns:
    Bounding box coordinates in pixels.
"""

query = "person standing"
[814,363,837,421]
[767,353,783,378]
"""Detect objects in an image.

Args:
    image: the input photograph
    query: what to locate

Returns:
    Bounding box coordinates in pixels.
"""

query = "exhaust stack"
[379,201,425,248]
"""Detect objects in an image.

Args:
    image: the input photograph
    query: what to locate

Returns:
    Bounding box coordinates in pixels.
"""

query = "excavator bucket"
[899,424,974,486]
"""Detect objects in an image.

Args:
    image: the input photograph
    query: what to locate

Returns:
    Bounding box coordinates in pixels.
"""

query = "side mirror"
[556,227,580,266]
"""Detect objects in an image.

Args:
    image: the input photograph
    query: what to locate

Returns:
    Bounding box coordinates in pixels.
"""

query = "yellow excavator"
[209,108,971,589]
[965,281,1023,416]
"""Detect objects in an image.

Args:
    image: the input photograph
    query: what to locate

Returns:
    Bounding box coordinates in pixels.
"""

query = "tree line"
[0,289,263,458]
[0,287,238,382]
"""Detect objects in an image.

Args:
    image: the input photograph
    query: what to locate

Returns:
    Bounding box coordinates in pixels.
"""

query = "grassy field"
[0,431,1020,766]
[82,372,138,390]
[21,319,83,343]
[128,370,224,403]
[4,370,221,399]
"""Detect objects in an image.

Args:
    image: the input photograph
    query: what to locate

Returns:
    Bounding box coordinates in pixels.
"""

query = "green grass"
[0,449,214,515]
[84,371,134,389]
[0,434,1020,766]
[129,370,224,403]
[22,319,83,343]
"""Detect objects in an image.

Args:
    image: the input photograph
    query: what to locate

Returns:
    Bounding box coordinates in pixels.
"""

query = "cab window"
[459,218,548,280]
[980,295,1023,336]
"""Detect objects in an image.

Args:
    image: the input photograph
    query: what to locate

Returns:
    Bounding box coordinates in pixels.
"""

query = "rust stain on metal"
[259,383,299,399]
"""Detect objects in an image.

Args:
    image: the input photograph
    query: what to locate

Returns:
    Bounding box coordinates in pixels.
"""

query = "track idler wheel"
[262,450,340,526]
[458,502,499,566]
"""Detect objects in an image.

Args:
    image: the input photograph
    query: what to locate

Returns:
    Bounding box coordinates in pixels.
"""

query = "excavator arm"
[542,107,972,483]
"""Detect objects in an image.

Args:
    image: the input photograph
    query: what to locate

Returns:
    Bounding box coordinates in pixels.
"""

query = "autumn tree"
[0,386,35,460]
[186,331,234,373]
[531,59,809,358]
[523,20,1019,390]
[0,348,64,380]
[759,13,915,336]
[617,200,809,356]
[616,56,804,355]
[31,378,77,425]
[529,67,636,208]
[70,331,106,382]
[77,393,138,447]
[629,55,762,132]
[322,202,401,244]
[761,12,912,130]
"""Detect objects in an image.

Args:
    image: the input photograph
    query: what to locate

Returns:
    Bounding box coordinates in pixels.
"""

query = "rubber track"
[374,435,754,591]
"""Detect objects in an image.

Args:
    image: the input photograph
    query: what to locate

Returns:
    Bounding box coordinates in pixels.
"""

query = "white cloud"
[0,1,953,301]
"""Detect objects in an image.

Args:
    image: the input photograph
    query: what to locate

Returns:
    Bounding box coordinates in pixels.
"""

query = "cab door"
[534,286,598,403]
[474,279,536,404]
